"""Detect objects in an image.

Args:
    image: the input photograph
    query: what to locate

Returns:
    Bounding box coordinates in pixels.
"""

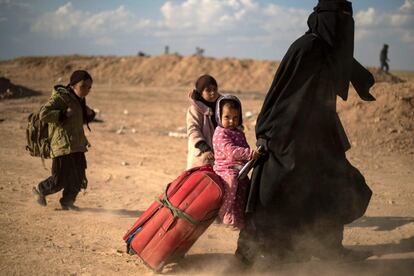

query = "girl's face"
[221,105,240,129]
[71,79,92,98]
[201,85,219,102]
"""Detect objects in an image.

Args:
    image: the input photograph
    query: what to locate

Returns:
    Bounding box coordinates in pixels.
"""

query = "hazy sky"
[1,0,413,70]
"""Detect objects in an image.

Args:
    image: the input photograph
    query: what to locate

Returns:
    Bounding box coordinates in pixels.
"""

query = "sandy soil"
[0,65,413,275]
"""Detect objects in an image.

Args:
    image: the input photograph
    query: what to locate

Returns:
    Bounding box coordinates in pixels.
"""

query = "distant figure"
[195,47,205,57]
[186,75,220,169]
[164,45,169,55]
[380,44,389,72]
[33,70,96,210]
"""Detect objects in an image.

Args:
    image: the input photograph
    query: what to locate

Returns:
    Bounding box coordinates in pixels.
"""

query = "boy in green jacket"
[33,70,95,210]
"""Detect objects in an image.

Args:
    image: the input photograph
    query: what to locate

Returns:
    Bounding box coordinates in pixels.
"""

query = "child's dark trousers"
[38,152,87,206]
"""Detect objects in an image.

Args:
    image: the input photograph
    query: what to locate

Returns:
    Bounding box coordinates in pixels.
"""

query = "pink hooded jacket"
[212,95,253,228]
[213,94,253,175]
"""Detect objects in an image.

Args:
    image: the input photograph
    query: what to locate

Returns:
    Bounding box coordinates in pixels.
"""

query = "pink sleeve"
[219,131,253,161]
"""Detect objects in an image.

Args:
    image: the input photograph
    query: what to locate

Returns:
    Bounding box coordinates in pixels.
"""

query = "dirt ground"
[0,71,413,275]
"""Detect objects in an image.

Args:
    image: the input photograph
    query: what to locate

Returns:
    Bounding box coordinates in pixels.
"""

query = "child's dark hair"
[195,74,217,94]
[68,70,93,87]
[220,99,241,118]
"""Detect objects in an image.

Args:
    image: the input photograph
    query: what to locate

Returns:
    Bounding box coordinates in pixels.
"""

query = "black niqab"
[306,0,354,100]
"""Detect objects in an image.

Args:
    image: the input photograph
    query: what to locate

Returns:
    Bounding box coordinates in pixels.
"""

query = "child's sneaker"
[32,187,47,206]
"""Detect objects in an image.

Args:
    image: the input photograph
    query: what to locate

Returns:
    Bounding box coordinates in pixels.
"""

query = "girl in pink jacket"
[213,95,260,229]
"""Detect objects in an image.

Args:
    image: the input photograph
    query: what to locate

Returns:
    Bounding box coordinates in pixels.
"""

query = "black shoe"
[235,248,253,267]
[60,201,80,211]
[340,248,373,262]
[32,187,47,206]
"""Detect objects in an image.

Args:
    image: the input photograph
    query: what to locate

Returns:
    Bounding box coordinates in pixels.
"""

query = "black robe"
[238,0,374,260]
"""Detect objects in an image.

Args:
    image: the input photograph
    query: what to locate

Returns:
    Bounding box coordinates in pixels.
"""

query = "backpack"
[25,92,68,160]
[25,109,51,159]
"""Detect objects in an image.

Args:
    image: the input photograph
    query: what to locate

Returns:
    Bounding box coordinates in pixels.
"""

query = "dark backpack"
[25,109,51,159]
[25,92,68,159]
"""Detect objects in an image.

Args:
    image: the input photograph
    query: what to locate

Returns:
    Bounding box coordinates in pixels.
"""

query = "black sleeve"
[85,108,96,123]
[351,59,376,101]
[58,110,67,122]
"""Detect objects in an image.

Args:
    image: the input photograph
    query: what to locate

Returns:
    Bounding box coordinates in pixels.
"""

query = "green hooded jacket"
[39,85,90,158]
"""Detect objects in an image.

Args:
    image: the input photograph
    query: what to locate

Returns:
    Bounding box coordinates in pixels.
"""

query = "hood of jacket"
[215,94,243,128]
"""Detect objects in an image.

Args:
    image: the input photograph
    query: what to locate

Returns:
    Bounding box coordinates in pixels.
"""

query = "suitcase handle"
[155,183,217,227]
[164,165,213,198]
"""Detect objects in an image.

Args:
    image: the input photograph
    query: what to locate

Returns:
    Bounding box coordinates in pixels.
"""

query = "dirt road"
[0,77,413,275]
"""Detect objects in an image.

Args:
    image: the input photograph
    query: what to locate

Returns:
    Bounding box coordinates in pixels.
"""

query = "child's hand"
[65,106,74,118]
[206,151,215,161]
[86,106,94,116]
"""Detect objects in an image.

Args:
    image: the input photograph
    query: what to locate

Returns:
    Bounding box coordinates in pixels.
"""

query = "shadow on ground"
[348,216,414,231]
[351,236,414,257]
[165,252,414,276]
[0,77,42,100]
[77,207,143,218]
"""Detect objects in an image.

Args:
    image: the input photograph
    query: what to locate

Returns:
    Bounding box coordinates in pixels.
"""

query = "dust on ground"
[0,56,413,275]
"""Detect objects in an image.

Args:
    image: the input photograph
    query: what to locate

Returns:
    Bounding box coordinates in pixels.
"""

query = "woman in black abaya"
[236,0,375,265]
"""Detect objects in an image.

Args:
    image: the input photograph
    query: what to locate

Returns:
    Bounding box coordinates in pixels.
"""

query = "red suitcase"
[123,165,224,272]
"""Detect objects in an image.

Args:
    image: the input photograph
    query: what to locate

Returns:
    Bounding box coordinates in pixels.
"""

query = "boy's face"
[201,85,219,102]
[221,105,240,129]
[72,79,92,98]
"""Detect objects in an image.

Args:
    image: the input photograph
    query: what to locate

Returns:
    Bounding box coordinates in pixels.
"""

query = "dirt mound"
[368,68,405,83]
[0,77,41,100]
[338,82,414,153]
[0,55,407,92]
[0,55,278,92]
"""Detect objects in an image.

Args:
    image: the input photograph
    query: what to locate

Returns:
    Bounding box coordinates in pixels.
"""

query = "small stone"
[131,128,137,133]
[168,131,187,138]
[374,117,380,123]
[176,126,186,132]
[121,161,129,166]
[245,111,253,119]
[123,109,129,115]
[388,128,397,134]
[116,126,125,134]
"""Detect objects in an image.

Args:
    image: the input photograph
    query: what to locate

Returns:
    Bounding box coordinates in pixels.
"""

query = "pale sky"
[1,0,413,70]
